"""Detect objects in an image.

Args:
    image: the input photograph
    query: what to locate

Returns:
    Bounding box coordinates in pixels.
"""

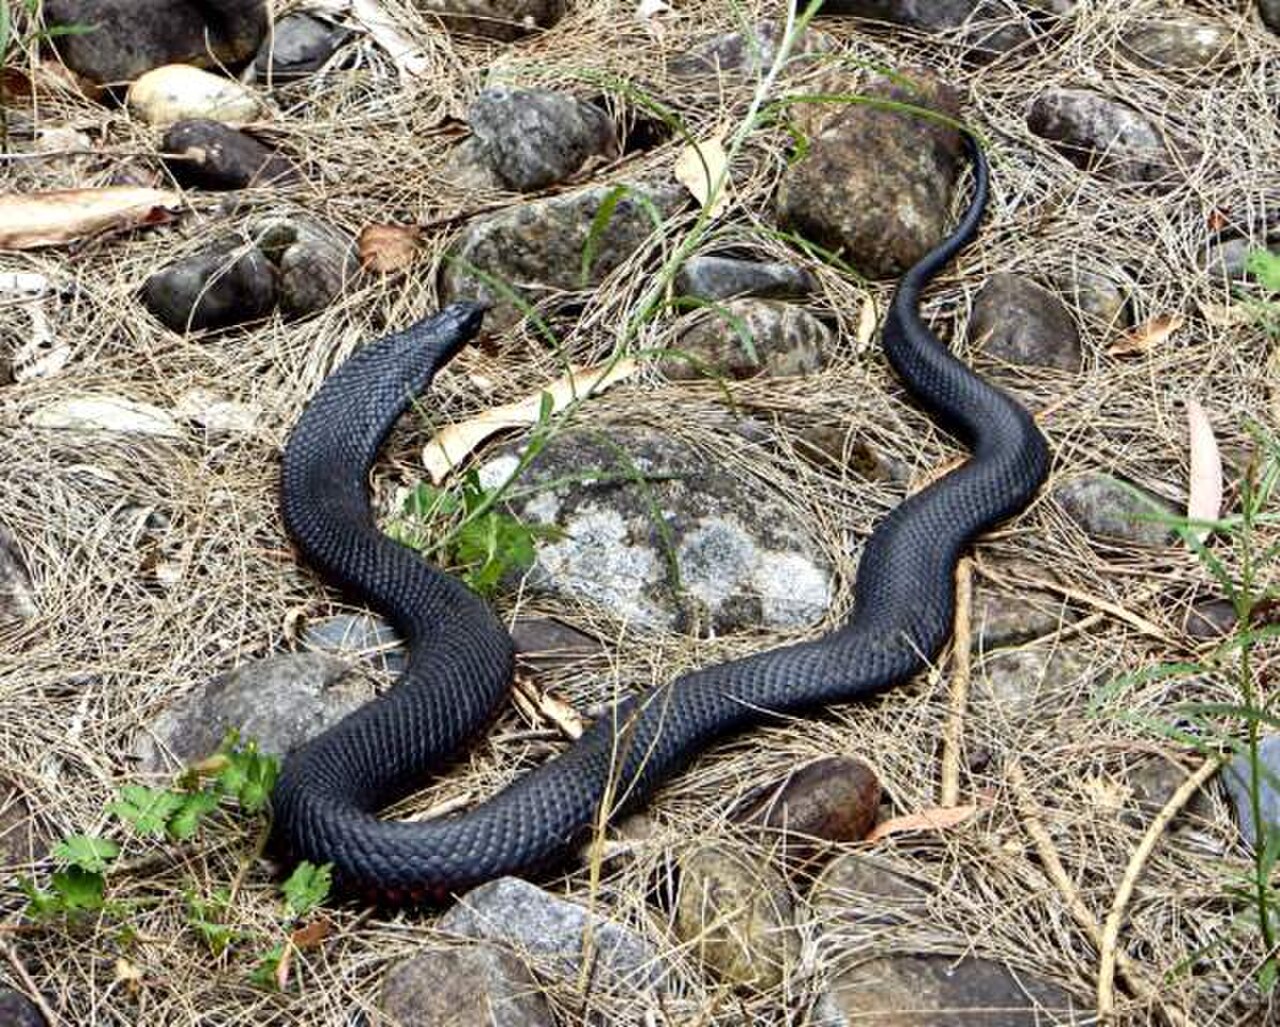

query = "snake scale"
[270,136,1051,903]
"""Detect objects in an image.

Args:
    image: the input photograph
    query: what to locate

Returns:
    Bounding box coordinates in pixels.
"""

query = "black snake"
[271,137,1050,902]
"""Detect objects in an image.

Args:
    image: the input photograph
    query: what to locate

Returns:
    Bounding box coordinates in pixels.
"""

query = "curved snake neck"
[271,137,1050,902]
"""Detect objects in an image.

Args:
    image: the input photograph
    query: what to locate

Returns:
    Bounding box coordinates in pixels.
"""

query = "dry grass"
[1,0,1278,1023]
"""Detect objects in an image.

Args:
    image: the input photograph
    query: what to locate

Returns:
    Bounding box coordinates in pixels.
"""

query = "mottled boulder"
[1053,473,1177,546]
[256,218,359,318]
[45,0,267,84]
[0,527,36,626]
[382,944,556,1027]
[970,273,1082,371]
[666,299,832,380]
[978,643,1095,716]
[0,989,46,1027]
[668,19,834,78]
[416,0,564,41]
[127,64,263,126]
[777,69,965,279]
[141,239,277,332]
[1121,19,1236,71]
[1027,88,1174,188]
[675,256,815,302]
[251,13,351,80]
[162,120,298,190]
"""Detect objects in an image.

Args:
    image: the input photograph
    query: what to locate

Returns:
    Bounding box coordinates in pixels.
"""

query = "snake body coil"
[271,138,1050,901]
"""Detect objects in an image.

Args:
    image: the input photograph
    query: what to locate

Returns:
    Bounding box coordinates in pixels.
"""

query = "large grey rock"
[1224,735,1280,848]
[1027,88,1175,189]
[486,427,834,634]
[162,120,298,190]
[415,0,564,41]
[134,653,372,771]
[971,560,1076,651]
[251,13,351,80]
[255,218,359,318]
[381,944,556,1027]
[668,19,834,78]
[441,181,686,330]
[142,239,278,332]
[0,527,36,626]
[1053,473,1177,547]
[808,1,1055,60]
[301,613,407,675]
[978,644,1094,716]
[440,877,667,996]
[466,87,616,192]
[675,256,815,302]
[666,299,832,380]
[970,273,1082,371]
[1121,19,1236,71]
[777,69,965,280]
[44,0,267,84]
[0,989,46,1027]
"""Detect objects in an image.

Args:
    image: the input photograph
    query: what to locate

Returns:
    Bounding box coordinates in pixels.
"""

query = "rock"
[777,69,964,280]
[486,427,834,634]
[45,0,267,84]
[675,255,815,302]
[162,120,297,190]
[0,528,36,626]
[978,644,1094,716]
[1205,238,1259,283]
[510,617,605,671]
[795,427,911,482]
[1053,473,1177,547]
[971,561,1075,650]
[382,943,556,1027]
[1264,1,1280,35]
[256,218,358,318]
[251,13,351,80]
[675,846,798,988]
[25,396,182,438]
[1027,88,1173,189]
[814,954,1081,1025]
[0,989,47,1027]
[1184,597,1236,640]
[0,778,49,868]
[440,876,667,995]
[734,757,880,859]
[134,653,372,772]
[811,852,929,926]
[669,19,834,78]
[1121,19,1235,71]
[415,0,564,41]
[1126,755,1213,825]
[301,613,407,675]
[1055,267,1131,329]
[142,238,278,332]
[440,139,506,192]
[127,65,263,127]
[441,181,686,330]
[666,299,831,380]
[466,87,616,192]
[1224,736,1280,847]
[808,1,1052,61]
[970,273,1082,371]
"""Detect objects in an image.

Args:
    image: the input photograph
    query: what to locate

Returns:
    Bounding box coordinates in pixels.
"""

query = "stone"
[142,239,278,332]
[510,617,605,671]
[381,943,555,1027]
[440,139,506,192]
[1120,19,1235,71]
[1053,473,1177,547]
[675,255,815,302]
[251,13,351,80]
[415,0,565,41]
[1055,266,1130,329]
[1264,1,1280,35]
[1027,88,1174,189]
[0,528,36,626]
[808,1,1053,61]
[977,644,1094,716]
[1223,735,1280,848]
[1205,238,1260,284]
[971,561,1075,651]
[669,19,835,78]
[256,218,359,318]
[675,846,798,988]
[467,87,616,192]
[795,427,911,482]
[45,0,267,84]
[0,779,49,869]
[1126,755,1213,825]
[0,989,47,1027]
[970,273,1082,371]
[666,299,832,380]
[127,65,263,127]
[302,613,407,675]
[734,757,880,859]
[440,876,667,996]
[485,427,834,634]
[811,852,929,926]
[1184,597,1236,640]
[162,120,298,190]
[814,954,1082,1025]
[777,69,965,280]
[134,653,373,772]
[441,181,686,331]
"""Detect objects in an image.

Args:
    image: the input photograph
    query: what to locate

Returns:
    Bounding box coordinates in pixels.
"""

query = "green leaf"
[282,861,332,918]
[1259,958,1278,994]
[53,835,119,873]
[168,790,220,839]
[186,888,237,956]
[18,876,57,918]
[1246,249,1280,293]
[51,866,105,912]
[109,785,186,837]
[249,942,286,990]
[215,740,279,813]
[580,184,631,286]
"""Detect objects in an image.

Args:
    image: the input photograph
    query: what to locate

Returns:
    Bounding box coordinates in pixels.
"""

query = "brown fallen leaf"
[866,804,980,843]
[856,293,879,347]
[290,916,334,951]
[358,224,422,272]
[1186,397,1223,544]
[1108,313,1184,356]
[0,187,180,249]
[422,358,639,483]
[674,132,731,217]
[514,674,584,740]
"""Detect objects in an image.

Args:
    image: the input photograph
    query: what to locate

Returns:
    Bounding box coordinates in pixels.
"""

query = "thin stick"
[1097,755,1222,1021]
[940,558,972,807]
[0,937,60,1027]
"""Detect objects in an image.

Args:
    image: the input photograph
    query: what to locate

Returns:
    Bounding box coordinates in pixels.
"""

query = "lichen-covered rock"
[250,13,351,80]
[485,427,834,634]
[977,643,1095,716]
[440,181,686,330]
[809,0,1056,60]
[416,0,564,41]
[1121,19,1236,71]
[666,299,832,380]
[1053,473,1177,546]
[777,69,964,280]
[382,944,556,1027]
[162,120,298,190]
[1027,88,1174,188]
[127,65,263,127]
[141,239,278,332]
[668,18,834,78]
[1055,266,1131,329]
[256,218,359,318]
[676,256,815,302]
[466,87,616,192]
[970,273,1082,371]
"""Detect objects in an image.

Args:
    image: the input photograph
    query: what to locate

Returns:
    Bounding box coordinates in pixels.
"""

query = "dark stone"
[1184,597,1237,640]
[251,13,351,79]
[777,69,965,280]
[812,852,930,927]
[467,87,616,192]
[255,218,358,318]
[1055,266,1131,329]
[414,0,565,41]
[669,19,834,78]
[970,272,1082,371]
[142,239,278,332]
[0,779,49,869]
[971,560,1076,651]
[807,0,1051,60]
[1053,473,1177,547]
[1264,1,1280,35]
[381,944,556,1027]
[735,757,881,857]
[162,120,298,190]
[510,617,604,670]
[666,299,832,380]
[675,255,815,302]
[0,527,36,626]
[1127,755,1213,826]
[0,989,47,1027]
[1120,19,1235,71]
[1027,88,1175,189]
[1224,735,1280,848]
[795,427,911,482]
[45,0,267,84]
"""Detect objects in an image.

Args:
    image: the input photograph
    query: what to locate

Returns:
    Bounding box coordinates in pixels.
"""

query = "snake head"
[427,301,488,364]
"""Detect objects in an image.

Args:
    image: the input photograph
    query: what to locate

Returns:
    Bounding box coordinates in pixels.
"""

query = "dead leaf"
[114,957,144,996]
[1186,397,1223,543]
[866,804,979,843]
[351,0,429,79]
[0,187,179,249]
[275,943,293,990]
[674,133,731,217]
[290,917,334,951]
[1108,313,1184,356]
[514,675,584,739]
[358,224,422,272]
[856,293,878,347]
[26,395,183,438]
[422,358,639,483]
